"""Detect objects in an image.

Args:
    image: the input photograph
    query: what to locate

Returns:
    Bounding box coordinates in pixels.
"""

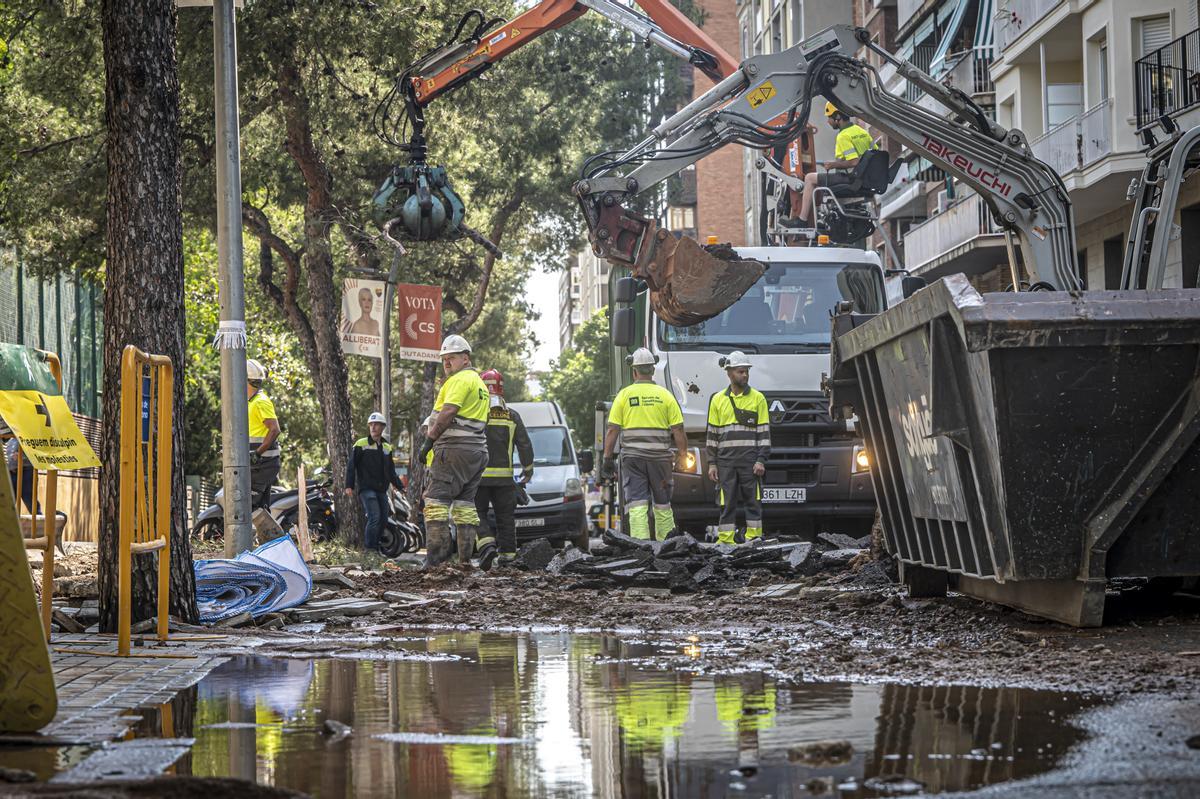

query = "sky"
[526,265,562,379]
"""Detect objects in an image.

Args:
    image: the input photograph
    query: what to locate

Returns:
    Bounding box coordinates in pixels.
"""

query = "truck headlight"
[677,447,702,475]
[852,445,870,473]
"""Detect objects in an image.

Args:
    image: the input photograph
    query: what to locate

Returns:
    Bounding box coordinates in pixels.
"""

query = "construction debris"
[500,533,873,594]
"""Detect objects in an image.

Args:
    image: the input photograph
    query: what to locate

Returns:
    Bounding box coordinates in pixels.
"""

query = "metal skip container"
[827,275,1200,626]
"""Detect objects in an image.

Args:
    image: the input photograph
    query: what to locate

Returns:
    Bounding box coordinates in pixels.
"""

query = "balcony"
[1135,27,1200,130]
[944,49,995,97]
[903,192,1004,277]
[1026,100,1113,174]
[994,0,1062,54]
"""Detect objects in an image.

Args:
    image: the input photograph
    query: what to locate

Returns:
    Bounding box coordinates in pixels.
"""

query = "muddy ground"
[308,558,1200,700]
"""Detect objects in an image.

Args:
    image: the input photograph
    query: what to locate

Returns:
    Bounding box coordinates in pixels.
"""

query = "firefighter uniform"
[474,404,534,556]
[248,389,281,509]
[706,386,771,544]
[608,382,684,540]
[424,367,490,565]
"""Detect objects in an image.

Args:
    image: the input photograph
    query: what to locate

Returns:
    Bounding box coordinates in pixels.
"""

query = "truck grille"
[761,393,833,428]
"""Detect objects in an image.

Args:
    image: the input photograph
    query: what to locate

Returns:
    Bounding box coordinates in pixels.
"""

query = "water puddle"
[1,631,1098,796]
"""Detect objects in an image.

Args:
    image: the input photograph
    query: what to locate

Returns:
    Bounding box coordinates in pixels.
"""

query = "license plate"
[762,487,806,503]
[515,517,546,528]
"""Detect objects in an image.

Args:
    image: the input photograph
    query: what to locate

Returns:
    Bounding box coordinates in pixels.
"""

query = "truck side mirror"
[577,449,594,474]
[613,276,637,304]
[612,307,635,347]
[901,276,927,299]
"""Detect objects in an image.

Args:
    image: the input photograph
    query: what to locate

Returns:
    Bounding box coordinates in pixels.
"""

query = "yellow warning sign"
[0,391,100,471]
[747,80,777,110]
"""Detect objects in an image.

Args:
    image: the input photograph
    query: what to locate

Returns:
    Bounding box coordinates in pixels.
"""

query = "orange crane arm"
[409,0,740,107]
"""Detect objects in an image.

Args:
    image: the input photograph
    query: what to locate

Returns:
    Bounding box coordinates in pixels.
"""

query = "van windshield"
[515,427,573,467]
[657,262,885,352]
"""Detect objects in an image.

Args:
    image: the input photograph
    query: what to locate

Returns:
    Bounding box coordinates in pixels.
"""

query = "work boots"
[456,524,478,565]
[424,519,454,568]
[475,539,498,572]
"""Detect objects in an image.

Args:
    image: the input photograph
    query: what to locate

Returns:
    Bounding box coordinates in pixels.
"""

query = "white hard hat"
[439,334,472,356]
[246,358,267,382]
[625,347,659,367]
[367,412,386,425]
[719,351,752,369]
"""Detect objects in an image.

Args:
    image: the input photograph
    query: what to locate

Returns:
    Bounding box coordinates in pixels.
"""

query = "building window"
[1047,83,1083,127]
[771,9,783,53]
[789,0,802,46]
[1138,15,1172,58]
[668,205,696,230]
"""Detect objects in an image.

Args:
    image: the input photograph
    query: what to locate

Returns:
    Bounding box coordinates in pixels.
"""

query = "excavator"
[370,0,743,241]
[572,23,1200,625]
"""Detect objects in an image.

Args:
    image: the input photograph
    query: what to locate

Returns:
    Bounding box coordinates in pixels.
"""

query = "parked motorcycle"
[191,468,338,543]
[377,488,424,557]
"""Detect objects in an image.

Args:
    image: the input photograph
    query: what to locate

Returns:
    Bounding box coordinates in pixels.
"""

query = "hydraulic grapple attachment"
[372,164,466,241]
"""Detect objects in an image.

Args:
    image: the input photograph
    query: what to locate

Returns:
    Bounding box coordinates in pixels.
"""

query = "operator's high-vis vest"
[482,405,534,481]
[248,390,281,457]
[608,381,684,460]
[705,386,771,464]
[432,367,489,449]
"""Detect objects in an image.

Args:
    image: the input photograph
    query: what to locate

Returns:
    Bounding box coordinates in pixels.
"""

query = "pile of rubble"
[509,530,879,594]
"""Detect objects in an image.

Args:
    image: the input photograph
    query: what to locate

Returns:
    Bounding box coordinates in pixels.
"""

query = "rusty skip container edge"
[828,274,1200,626]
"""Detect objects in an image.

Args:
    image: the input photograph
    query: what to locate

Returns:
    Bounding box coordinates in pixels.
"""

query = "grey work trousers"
[717,457,762,535]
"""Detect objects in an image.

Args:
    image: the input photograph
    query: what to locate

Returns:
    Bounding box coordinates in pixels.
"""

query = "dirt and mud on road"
[292,533,1200,700]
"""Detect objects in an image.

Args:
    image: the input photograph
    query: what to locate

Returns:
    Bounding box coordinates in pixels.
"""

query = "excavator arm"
[574,24,1082,326]
[373,0,739,243]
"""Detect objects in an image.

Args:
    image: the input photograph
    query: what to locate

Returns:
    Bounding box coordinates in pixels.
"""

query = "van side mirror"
[577,449,594,474]
[611,307,635,347]
[901,276,927,299]
[613,276,637,304]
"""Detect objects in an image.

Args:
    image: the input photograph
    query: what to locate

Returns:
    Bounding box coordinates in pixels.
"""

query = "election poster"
[396,283,442,362]
[339,278,387,359]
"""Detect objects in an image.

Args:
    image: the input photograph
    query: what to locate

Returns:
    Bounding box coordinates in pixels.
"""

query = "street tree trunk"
[239,55,362,546]
[98,0,197,630]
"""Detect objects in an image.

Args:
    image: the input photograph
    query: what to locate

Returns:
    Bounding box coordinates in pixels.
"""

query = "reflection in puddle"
[174,632,1094,798]
[0,631,1095,796]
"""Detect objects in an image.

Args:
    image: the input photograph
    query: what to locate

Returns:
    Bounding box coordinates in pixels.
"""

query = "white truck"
[603,244,886,538]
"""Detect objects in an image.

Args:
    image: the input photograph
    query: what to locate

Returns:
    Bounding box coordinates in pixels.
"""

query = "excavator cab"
[813,149,901,244]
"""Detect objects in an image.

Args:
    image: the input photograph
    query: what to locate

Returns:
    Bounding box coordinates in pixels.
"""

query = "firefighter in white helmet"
[246,358,281,509]
[417,334,490,566]
[706,351,771,544]
[601,347,688,540]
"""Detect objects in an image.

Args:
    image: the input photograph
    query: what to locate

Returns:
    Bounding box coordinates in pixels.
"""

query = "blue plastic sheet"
[194,535,312,623]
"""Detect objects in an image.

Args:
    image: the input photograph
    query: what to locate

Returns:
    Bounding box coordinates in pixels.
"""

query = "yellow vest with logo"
[608,381,683,460]
[433,367,489,449]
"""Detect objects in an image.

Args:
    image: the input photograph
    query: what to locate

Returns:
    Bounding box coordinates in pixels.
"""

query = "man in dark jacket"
[473,369,534,569]
[345,411,404,552]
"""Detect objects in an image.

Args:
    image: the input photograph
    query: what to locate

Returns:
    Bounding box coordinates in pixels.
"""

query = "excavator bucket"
[639,235,766,327]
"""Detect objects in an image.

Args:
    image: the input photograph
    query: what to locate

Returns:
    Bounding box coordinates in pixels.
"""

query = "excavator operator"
[786,102,876,231]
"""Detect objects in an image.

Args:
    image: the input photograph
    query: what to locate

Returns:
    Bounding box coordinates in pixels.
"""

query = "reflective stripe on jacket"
[346,436,404,493]
[433,368,489,449]
[608,381,683,460]
[482,406,534,481]
[706,387,770,464]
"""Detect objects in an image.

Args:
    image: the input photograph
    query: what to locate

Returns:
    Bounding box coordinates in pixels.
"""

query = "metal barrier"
[116,345,174,656]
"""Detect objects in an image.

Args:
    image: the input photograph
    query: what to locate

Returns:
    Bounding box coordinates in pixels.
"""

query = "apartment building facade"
[736,0,854,244]
[873,0,1200,291]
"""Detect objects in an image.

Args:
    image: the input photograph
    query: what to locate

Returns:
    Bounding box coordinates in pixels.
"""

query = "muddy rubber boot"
[423,519,454,568]
[476,539,498,572]
[456,524,478,565]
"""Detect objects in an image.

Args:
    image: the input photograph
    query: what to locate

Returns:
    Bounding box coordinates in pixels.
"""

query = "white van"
[502,400,590,551]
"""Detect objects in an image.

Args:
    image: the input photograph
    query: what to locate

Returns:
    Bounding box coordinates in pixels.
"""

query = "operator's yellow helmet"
[824,101,839,118]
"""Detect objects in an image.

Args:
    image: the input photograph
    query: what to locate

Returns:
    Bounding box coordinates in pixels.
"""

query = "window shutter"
[1141,16,1173,57]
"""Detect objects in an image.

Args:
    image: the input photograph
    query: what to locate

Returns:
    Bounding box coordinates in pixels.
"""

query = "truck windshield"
[657,261,885,351]
[515,427,573,467]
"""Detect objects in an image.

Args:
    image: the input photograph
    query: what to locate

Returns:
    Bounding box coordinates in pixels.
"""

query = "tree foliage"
[542,306,609,445]
[1,1,693,536]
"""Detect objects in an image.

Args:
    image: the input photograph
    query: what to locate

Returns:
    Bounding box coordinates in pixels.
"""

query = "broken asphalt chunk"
[514,539,556,571]
[817,532,861,551]
[820,548,865,571]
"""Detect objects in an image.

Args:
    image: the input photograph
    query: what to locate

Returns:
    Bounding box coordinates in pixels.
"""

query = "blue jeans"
[359,489,389,551]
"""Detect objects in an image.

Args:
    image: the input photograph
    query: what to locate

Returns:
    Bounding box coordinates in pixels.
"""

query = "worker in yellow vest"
[246,358,281,509]
[601,348,687,540]
[706,351,771,544]
[418,335,490,567]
